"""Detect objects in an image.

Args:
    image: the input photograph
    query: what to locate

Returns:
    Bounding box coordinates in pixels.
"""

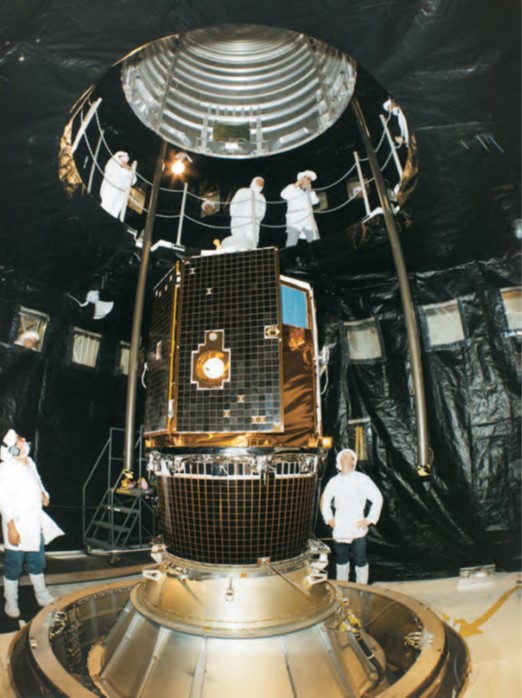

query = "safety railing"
[71,96,413,248]
[82,426,156,552]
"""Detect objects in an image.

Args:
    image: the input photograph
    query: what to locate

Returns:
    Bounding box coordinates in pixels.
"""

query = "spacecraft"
[9,247,470,696]
[8,21,470,697]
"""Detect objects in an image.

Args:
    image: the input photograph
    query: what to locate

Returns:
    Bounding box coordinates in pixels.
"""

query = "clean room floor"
[0,570,519,697]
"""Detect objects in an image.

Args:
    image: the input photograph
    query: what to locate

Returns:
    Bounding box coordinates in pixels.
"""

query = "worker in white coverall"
[383,98,409,147]
[222,177,266,250]
[0,429,64,618]
[100,150,137,219]
[280,170,320,247]
[321,448,383,584]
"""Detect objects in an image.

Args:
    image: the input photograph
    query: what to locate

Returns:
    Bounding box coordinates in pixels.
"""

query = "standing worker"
[100,150,137,219]
[0,429,64,618]
[280,170,320,247]
[383,98,409,147]
[224,176,266,250]
[321,448,383,584]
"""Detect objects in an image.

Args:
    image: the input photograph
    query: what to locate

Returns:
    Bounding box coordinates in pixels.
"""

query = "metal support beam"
[71,97,102,153]
[351,97,430,475]
[176,181,189,245]
[86,130,103,194]
[123,139,167,473]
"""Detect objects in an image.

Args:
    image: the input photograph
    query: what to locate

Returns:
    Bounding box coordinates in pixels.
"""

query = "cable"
[78,102,405,225]
[315,162,358,192]
[360,599,409,630]
[141,362,148,388]
[89,103,400,200]
[182,213,231,230]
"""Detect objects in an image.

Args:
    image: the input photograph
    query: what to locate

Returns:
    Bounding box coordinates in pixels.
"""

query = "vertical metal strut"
[123,139,167,473]
[351,97,430,474]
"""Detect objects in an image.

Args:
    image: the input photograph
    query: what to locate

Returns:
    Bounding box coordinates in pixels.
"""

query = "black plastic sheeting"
[0,0,520,578]
[0,0,519,278]
[284,247,521,578]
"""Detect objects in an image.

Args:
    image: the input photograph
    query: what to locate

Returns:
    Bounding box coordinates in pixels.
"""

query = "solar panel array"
[143,270,176,434]
[156,460,319,564]
[174,248,282,433]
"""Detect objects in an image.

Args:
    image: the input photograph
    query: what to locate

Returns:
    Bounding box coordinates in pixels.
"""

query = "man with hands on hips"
[321,448,383,584]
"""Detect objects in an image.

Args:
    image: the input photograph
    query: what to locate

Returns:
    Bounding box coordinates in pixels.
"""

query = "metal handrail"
[82,426,148,548]
[81,432,112,543]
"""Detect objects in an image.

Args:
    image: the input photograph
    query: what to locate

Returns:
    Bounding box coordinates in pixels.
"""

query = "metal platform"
[8,559,471,697]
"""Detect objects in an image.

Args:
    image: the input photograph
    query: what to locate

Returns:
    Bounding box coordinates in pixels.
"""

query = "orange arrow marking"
[455,586,518,637]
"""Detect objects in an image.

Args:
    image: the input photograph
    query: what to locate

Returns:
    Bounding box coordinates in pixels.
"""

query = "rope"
[83,127,130,193]
[92,108,176,193]
[316,184,372,214]
[183,213,231,230]
[155,212,181,220]
[88,102,399,200]
[315,162,357,192]
[79,102,404,224]
[186,188,287,207]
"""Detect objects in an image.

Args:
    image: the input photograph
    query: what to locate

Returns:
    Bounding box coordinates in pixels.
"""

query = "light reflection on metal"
[351,97,430,475]
[120,24,357,158]
[57,120,83,197]
[191,329,230,389]
[123,139,167,475]
[8,574,471,696]
[143,249,322,448]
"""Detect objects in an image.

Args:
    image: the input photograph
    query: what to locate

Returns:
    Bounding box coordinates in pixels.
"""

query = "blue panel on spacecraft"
[281,285,309,329]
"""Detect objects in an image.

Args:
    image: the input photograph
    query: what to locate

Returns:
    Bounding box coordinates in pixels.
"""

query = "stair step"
[102,504,138,515]
[92,520,133,533]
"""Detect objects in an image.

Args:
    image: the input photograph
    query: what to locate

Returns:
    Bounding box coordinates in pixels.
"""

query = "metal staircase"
[82,427,157,553]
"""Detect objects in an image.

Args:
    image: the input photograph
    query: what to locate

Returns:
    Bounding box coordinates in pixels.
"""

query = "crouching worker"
[0,429,64,618]
[321,448,383,584]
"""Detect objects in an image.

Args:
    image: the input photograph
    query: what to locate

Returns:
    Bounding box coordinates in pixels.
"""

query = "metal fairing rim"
[120,24,357,158]
[8,579,471,697]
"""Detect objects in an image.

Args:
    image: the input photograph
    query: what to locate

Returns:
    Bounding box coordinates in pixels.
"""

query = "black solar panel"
[156,456,320,564]
[174,249,283,433]
[143,270,177,434]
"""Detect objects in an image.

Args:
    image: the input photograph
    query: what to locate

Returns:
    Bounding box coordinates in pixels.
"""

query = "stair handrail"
[107,425,145,498]
[82,430,114,542]
[82,425,147,548]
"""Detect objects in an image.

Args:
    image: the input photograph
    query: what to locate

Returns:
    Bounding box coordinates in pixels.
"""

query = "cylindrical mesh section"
[155,457,321,564]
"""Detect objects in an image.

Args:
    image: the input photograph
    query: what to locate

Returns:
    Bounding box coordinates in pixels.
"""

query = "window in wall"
[316,190,328,211]
[13,307,49,352]
[346,178,368,201]
[345,318,383,362]
[71,328,101,368]
[200,190,221,217]
[500,287,522,335]
[118,341,131,375]
[421,300,466,349]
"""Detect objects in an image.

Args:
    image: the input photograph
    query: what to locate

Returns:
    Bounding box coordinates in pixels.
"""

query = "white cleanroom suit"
[223,178,266,250]
[100,151,137,219]
[321,448,383,584]
[0,454,63,552]
[281,170,320,246]
[321,469,383,542]
[0,429,64,618]
[383,98,409,146]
